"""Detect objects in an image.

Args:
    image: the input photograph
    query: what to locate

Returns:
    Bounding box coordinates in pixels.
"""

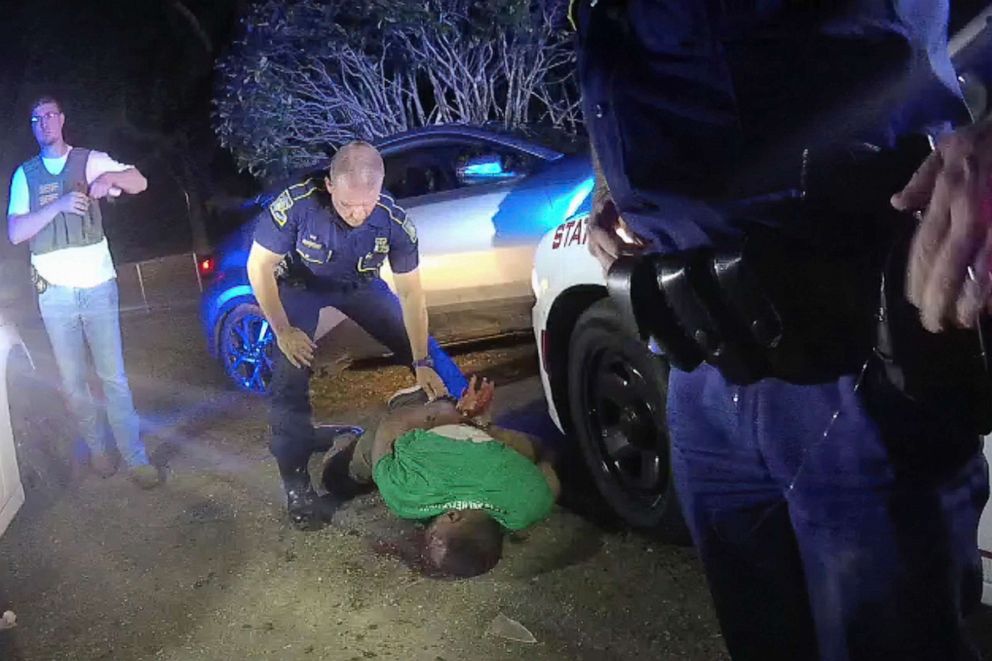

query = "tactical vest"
[23,148,104,256]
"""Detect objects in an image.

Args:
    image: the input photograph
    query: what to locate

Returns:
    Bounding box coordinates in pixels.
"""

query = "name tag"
[38,182,61,208]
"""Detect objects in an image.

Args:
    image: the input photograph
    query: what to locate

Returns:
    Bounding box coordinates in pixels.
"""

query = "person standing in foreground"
[7,96,159,489]
[575,2,991,659]
[247,141,468,531]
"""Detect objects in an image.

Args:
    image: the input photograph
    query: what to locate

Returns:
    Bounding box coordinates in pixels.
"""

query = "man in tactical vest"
[7,96,159,489]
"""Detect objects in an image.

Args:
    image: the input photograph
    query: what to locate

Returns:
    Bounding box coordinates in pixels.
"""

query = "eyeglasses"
[30,111,61,125]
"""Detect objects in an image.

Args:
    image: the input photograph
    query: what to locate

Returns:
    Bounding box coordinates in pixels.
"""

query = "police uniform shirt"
[252,179,419,283]
[571,0,969,251]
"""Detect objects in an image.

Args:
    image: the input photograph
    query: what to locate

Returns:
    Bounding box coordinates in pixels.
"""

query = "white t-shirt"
[431,424,496,444]
[8,148,131,288]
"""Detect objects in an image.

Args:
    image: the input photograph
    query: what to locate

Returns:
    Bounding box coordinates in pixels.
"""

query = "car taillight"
[197,255,216,279]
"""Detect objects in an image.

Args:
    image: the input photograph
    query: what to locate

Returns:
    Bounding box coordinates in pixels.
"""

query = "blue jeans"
[668,364,988,661]
[38,279,148,467]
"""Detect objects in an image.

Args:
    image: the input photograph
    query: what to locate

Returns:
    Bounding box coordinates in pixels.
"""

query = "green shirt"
[372,427,554,531]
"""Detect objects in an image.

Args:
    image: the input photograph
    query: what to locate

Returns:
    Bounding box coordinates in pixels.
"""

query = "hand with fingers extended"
[891,120,992,332]
[275,326,317,368]
[415,365,448,401]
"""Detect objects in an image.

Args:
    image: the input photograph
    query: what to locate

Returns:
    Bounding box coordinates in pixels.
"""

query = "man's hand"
[88,175,119,200]
[415,365,447,401]
[588,197,644,273]
[892,120,992,332]
[55,191,90,215]
[275,326,316,368]
[456,375,495,419]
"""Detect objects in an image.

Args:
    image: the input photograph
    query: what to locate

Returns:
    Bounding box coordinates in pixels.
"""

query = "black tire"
[567,299,689,543]
[219,303,276,395]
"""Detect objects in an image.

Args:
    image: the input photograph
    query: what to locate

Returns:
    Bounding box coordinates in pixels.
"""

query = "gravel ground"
[3,305,992,660]
[0,306,727,660]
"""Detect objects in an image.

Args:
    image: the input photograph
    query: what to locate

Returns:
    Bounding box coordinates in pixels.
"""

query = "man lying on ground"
[323,376,559,577]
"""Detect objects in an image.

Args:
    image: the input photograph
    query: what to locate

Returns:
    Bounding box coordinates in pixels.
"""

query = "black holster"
[608,229,876,386]
[608,140,992,435]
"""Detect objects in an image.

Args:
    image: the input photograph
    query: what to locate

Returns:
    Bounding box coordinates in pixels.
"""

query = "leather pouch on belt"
[608,246,788,386]
[608,229,878,386]
[30,265,48,295]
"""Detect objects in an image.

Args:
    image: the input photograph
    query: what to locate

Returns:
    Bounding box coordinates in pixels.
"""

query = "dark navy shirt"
[253,179,419,284]
[573,0,970,250]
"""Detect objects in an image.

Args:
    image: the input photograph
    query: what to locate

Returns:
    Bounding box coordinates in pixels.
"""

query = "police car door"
[0,321,26,539]
[380,141,542,310]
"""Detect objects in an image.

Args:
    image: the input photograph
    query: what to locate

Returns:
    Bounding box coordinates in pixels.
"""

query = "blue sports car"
[199,124,593,394]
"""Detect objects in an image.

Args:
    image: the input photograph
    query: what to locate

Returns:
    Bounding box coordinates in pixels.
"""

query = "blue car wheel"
[219,303,275,395]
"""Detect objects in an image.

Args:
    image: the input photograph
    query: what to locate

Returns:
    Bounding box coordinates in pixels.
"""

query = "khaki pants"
[348,432,375,484]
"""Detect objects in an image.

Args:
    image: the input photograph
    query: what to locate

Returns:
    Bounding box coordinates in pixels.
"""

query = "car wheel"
[567,299,688,542]
[219,303,275,395]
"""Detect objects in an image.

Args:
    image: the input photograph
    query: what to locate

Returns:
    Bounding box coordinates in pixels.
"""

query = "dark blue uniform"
[576,0,970,251]
[254,179,468,479]
[575,2,988,659]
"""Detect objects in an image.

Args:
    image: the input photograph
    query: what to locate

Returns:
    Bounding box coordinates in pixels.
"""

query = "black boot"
[282,465,321,531]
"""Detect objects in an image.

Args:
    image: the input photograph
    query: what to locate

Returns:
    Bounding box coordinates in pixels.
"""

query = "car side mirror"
[456,154,519,185]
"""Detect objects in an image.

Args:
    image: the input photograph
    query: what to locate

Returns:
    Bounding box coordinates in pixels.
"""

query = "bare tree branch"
[213,0,579,178]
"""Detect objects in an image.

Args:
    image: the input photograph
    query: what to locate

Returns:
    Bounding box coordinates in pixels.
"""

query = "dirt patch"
[310,340,539,418]
[0,309,730,660]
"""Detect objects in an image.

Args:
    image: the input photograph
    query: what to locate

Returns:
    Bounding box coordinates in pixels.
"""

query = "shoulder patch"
[268,179,319,227]
[268,189,294,227]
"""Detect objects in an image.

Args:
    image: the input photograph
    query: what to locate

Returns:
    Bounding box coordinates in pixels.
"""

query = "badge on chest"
[358,236,390,273]
[296,232,332,265]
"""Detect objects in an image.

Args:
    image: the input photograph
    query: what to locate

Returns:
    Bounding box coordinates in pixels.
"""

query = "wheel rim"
[582,347,670,508]
[222,312,274,393]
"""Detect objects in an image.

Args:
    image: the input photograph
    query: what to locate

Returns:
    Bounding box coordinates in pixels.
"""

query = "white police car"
[531,196,687,542]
